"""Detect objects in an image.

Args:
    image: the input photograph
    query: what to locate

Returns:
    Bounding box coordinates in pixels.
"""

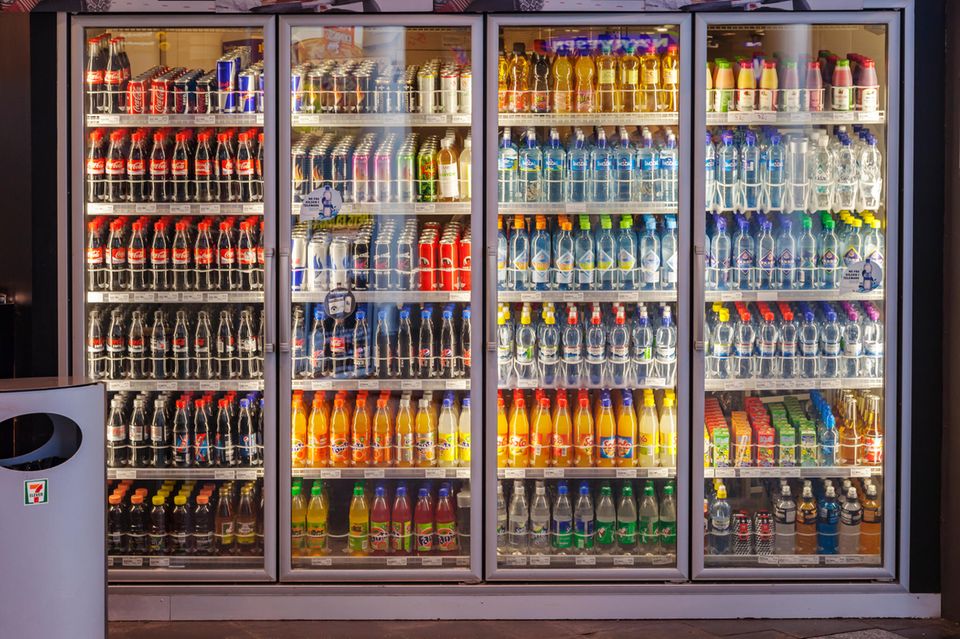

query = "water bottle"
[591,127,613,202]
[779,306,799,379]
[858,134,883,211]
[498,128,518,203]
[820,218,841,289]
[740,131,761,210]
[497,216,508,290]
[661,216,678,290]
[705,131,717,211]
[820,309,842,378]
[573,482,595,553]
[567,130,589,202]
[614,131,635,202]
[575,216,595,290]
[497,308,514,383]
[655,307,678,385]
[774,484,797,555]
[786,136,809,212]
[518,129,543,203]
[543,128,566,203]
[834,137,858,212]
[508,481,529,553]
[757,311,779,379]
[637,131,657,203]
[608,309,630,386]
[561,306,583,386]
[712,309,733,379]
[764,133,786,211]
[538,310,560,386]
[731,216,753,290]
[775,217,797,289]
[639,216,661,291]
[585,307,606,386]
[617,215,638,290]
[716,130,739,210]
[551,482,574,553]
[863,306,884,378]
[757,219,776,289]
[798,216,818,289]
[496,483,508,552]
[529,481,551,553]
[842,309,863,378]
[658,132,679,205]
[514,306,537,382]
[631,309,654,385]
[530,216,552,291]
[710,484,732,555]
[810,135,834,212]
[596,216,616,291]
[554,220,575,290]
[799,310,820,378]
[733,309,755,379]
[863,219,884,284]
[509,215,530,291]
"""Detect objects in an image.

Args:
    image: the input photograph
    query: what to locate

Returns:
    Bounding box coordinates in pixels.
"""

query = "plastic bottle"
[528,481,551,553]
[304,482,328,555]
[567,131,589,202]
[531,396,553,468]
[860,484,881,555]
[615,391,638,467]
[817,484,840,554]
[498,129,518,203]
[714,60,735,113]
[551,46,574,113]
[705,132,717,210]
[639,45,660,112]
[574,392,595,468]
[508,480,529,553]
[389,485,412,555]
[619,41,640,112]
[608,310,630,386]
[508,395,529,468]
[413,487,434,555]
[740,132,761,210]
[509,215,530,291]
[437,396,458,467]
[655,307,678,384]
[585,308,606,386]
[561,306,584,387]
[638,481,660,554]
[573,482,595,553]
[839,486,863,555]
[329,397,350,467]
[659,483,677,553]
[731,217,753,290]
[637,394,659,467]
[709,483,732,555]
[574,38,597,113]
[351,395,371,467]
[638,217,661,291]
[415,397,437,468]
[831,59,853,111]
[596,41,618,113]
[496,482,509,552]
[736,60,756,112]
[717,131,739,210]
[596,394,617,467]
[457,396,471,468]
[518,130,543,203]
[821,310,842,378]
[591,128,613,202]
[346,482,369,556]
[773,484,797,555]
[594,485,617,553]
[659,395,677,468]
[550,482,573,553]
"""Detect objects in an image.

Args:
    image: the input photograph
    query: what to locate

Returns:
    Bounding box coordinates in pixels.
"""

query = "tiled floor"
[108,618,960,639]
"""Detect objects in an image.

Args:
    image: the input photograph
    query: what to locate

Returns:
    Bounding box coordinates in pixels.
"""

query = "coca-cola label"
[107,337,124,353]
[195,159,212,177]
[237,159,254,176]
[128,248,146,265]
[151,248,169,264]
[109,247,126,264]
[86,247,103,265]
[220,159,235,176]
[127,159,145,176]
[88,337,103,353]
[238,248,256,265]
[104,69,123,86]
[171,159,188,176]
[106,158,125,176]
[219,248,235,265]
[129,338,144,353]
[257,246,264,265]
[85,69,103,85]
[87,158,105,176]
[150,159,168,175]
[195,248,214,265]
[172,247,189,265]
[330,336,346,355]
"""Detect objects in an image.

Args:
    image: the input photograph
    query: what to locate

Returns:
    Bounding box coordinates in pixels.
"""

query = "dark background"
[0,4,945,593]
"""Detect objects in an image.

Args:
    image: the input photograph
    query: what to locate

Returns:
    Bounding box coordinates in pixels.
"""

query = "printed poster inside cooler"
[701,22,888,570]
[495,22,682,572]
[80,24,269,573]
[286,24,476,571]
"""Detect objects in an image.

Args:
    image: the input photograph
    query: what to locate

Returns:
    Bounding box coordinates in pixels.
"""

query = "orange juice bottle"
[639,45,660,112]
[553,392,572,467]
[414,397,437,467]
[372,395,393,467]
[306,392,329,468]
[616,391,638,467]
[736,60,756,112]
[574,391,594,467]
[508,395,530,468]
[660,44,679,112]
[573,38,596,113]
[395,395,415,468]
[530,396,553,467]
[618,41,640,112]
[596,392,616,467]
[596,40,618,113]
[496,391,509,468]
[329,397,350,467]
[550,45,574,113]
[291,392,307,469]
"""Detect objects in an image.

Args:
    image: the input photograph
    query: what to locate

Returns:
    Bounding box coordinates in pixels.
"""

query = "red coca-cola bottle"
[128,220,148,291]
[86,130,105,203]
[149,131,169,203]
[104,38,126,114]
[86,218,106,291]
[172,221,192,291]
[85,36,106,114]
[128,131,147,203]
[195,220,215,290]
[170,132,191,203]
[194,131,215,202]
[217,220,236,291]
[105,130,127,203]
[236,132,256,202]
[150,220,170,291]
[215,133,237,202]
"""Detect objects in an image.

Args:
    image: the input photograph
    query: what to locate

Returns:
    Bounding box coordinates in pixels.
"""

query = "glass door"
[71,16,277,582]
[694,13,900,579]
[486,14,690,580]
[279,15,482,581]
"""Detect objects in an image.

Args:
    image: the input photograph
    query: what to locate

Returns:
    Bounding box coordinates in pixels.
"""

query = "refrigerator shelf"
[86,202,264,216]
[497,467,676,480]
[497,290,678,303]
[109,555,264,569]
[497,202,678,215]
[498,553,676,568]
[87,291,264,304]
[292,291,470,303]
[292,112,472,128]
[86,113,264,127]
[107,467,264,480]
[292,378,469,391]
[499,380,673,391]
[498,112,679,127]
[104,380,265,392]
[703,465,882,479]
[292,202,471,216]
[292,467,470,480]
[292,555,471,569]
[704,289,885,303]
[704,377,883,392]
[705,553,882,567]
[706,110,885,126]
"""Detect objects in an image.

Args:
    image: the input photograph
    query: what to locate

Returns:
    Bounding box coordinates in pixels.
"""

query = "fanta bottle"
[306,393,329,468]
[596,393,617,466]
[497,392,509,467]
[391,485,413,555]
[372,396,392,467]
[291,484,306,556]
[435,487,458,553]
[291,392,307,468]
[531,396,553,467]
[347,482,369,556]
[306,481,328,555]
[553,392,572,467]
[437,396,458,467]
[415,397,437,467]
[369,485,390,556]
[395,395,415,467]
[574,391,594,467]
[617,391,638,467]
[414,487,434,555]
[659,394,678,468]
[329,397,350,467]
[508,395,530,467]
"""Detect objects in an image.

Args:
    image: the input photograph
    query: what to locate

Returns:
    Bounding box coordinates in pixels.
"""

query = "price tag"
[529,555,551,566]
[562,292,584,302]
[239,381,260,391]
[728,112,754,123]
[720,291,742,302]
[386,556,408,566]
[423,114,446,125]
[452,114,471,124]
[99,115,119,125]
[871,467,884,476]
[312,380,333,390]
[311,557,332,567]
[448,380,468,390]
[613,556,635,566]
[821,379,842,389]
[149,557,171,567]
[136,203,157,214]
[833,111,856,122]
[243,204,262,214]
[715,467,736,478]
[364,469,385,479]
[780,467,801,478]
[543,468,565,478]
[755,380,776,390]
[647,467,669,478]
[207,293,228,303]
[87,292,104,303]
[169,204,190,214]
[574,556,596,567]
[519,292,539,302]
[121,557,143,567]
[414,203,436,214]
[107,556,115,567]
[115,469,137,480]
[757,555,780,565]
[421,556,442,567]
[503,468,525,479]
[617,292,638,302]
[106,293,127,304]
[214,469,235,480]
[237,469,258,480]
[320,469,341,479]
[754,112,776,123]
[400,380,421,391]
[198,204,220,215]
[504,555,527,566]
[702,468,716,478]
[425,468,446,479]
[645,377,667,387]
[357,380,379,391]
[206,381,221,391]
[616,468,638,479]
[182,292,203,302]
[196,115,216,125]
[850,467,872,478]
[456,468,471,479]
[148,115,170,125]
[111,380,131,391]
[565,203,587,213]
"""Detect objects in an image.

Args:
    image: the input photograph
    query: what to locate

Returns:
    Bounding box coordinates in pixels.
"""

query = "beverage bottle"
[527,481,550,553]
[497,308,514,383]
[529,396,552,468]
[327,396,349,468]
[146,131,168,203]
[123,493,146,555]
[740,132,761,210]
[193,132,215,202]
[732,308,755,379]
[234,486,257,556]
[86,219,107,291]
[436,137,459,202]
[170,222,190,291]
[530,216,551,291]
[820,309,842,378]
[661,216,679,290]
[660,484,677,553]
[638,481,660,554]
[615,484,638,553]
[85,37,106,113]
[509,215,530,291]
[506,480,528,553]
[148,398,169,468]
[574,215,595,289]
[709,214,733,290]
[106,219,128,291]
[819,218,841,289]
[803,61,824,112]
[214,487,235,555]
[596,215,616,289]
[458,136,472,201]
[372,310,392,379]
[391,485,413,555]
[103,131,127,203]
[211,398,233,467]
[437,396,458,467]
[775,218,797,290]
[550,46,574,113]
[637,394,659,467]
[553,220,575,290]
[497,129,518,203]
[839,486,863,555]
[328,315,347,379]
[415,397,437,467]
[237,309,258,379]
[412,485,436,555]
[817,484,840,554]
[638,45,660,112]
[371,395,391,467]
[457,396,471,467]
[542,482,572,554]
[615,390,637,467]
[834,138,859,212]
[659,44,679,112]
[712,309,733,379]
[716,131,739,210]
[714,60,735,113]
[351,395,371,467]
[764,133,786,211]
[567,131,589,202]
[810,135,835,211]
[508,42,530,113]
[585,308,606,386]
[353,309,371,379]
[367,485,391,556]
[594,484,617,553]
[395,396,415,468]
[860,483,881,555]
[590,128,613,202]
[87,309,106,379]
[496,482,509,552]
[166,494,190,556]
[146,495,167,555]
[537,309,560,386]
[709,484,732,555]
[755,310,779,379]
[573,392,594,468]
[638,217,660,291]
[348,482,370,556]
[659,394,678,468]
[517,129,543,204]
[193,310,213,379]
[148,220,170,291]
[122,131,147,204]
[786,136,810,212]
[792,484,818,554]
[757,220,776,289]
[193,398,212,466]
[773,484,797,555]
[169,133,190,203]
[573,482,595,553]
[631,309,654,384]
[434,487,458,554]
[194,221,215,291]
[417,307,436,379]
[105,397,127,467]
[561,306,583,386]
[705,132,717,210]
[124,309,145,379]
[758,61,778,111]
[596,393,616,467]
[736,60,756,112]
[105,308,126,379]
[213,133,235,202]
[302,482,328,556]
[616,215,638,291]
[831,59,854,111]
[858,135,883,211]
[496,217,509,291]
[507,395,529,469]
[538,128,566,203]
[656,307,678,384]
[236,133,257,202]
[170,399,190,467]
[127,397,148,466]
[608,310,630,386]
[240,398,260,466]
[596,41,618,113]
[191,493,213,555]
[573,38,596,113]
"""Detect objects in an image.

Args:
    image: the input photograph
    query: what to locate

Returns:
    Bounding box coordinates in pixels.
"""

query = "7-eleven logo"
[24,479,48,505]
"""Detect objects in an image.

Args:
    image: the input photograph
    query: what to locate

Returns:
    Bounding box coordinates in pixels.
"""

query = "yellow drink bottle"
[638,395,660,467]
[618,41,640,113]
[347,482,369,556]
[395,395,415,468]
[596,40,618,113]
[573,38,596,113]
[415,397,437,467]
[437,395,458,467]
[551,45,574,113]
[291,392,307,469]
[573,391,594,467]
[508,395,530,468]
[497,392,509,468]
[306,481,329,555]
[660,44,679,112]
[596,394,616,467]
[290,484,306,556]
[639,45,661,112]
[530,396,553,467]
[306,393,329,468]
[552,393,572,467]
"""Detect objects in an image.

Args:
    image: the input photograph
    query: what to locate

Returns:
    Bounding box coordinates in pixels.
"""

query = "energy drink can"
[352,234,370,291]
[440,66,459,114]
[291,66,303,113]
[195,72,216,114]
[439,236,459,291]
[238,68,258,113]
[291,231,307,292]
[216,57,237,113]
[417,67,436,114]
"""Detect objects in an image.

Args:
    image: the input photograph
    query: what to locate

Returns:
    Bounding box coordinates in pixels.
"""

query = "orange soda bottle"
[508,395,530,468]
[595,392,616,467]
[372,395,393,467]
[329,397,350,467]
[496,391,509,467]
[291,391,307,469]
[573,390,594,467]
[552,392,573,467]
[306,392,329,467]
[530,395,553,467]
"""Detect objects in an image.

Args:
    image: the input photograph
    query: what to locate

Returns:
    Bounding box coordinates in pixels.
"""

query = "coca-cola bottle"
[127,310,146,379]
[128,220,147,290]
[195,221,215,290]
[194,310,213,380]
[86,130,105,203]
[85,36,106,114]
[216,221,236,291]
[103,38,126,114]
[104,130,127,202]
[255,132,264,202]
[194,398,211,466]
[236,221,256,291]
[106,308,126,379]
[106,219,128,290]
[87,309,105,380]
[170,132,190,203]
[171,221,192,291]
[236,132,256,202]
[106,397,127,467]
[172,309,190,380]
[117,37,132,106]
[150,220,169,291]
[129,397,148,466]
[127,131,147,203]
[86,219,106,291]
[255,220,265,290]
[194,132,215,202]
[149,309,168,379]
[149,398,169,468]
[216,309,236,379]
[215,133,237,202]
[237,309,256,378]
[149,131,169,203]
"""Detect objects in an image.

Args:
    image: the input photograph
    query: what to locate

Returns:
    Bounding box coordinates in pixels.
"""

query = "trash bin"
[0,378,105,639]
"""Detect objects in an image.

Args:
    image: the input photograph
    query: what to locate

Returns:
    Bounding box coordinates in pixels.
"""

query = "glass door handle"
[694,244,705,351]
[279,251,291,354]
[487,247,497,353]
[264,248,275,354]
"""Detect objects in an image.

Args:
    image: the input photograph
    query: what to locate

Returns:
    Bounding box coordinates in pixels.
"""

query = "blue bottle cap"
[355,310,365,321]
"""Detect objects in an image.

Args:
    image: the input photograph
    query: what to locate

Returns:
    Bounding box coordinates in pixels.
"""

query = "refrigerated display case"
[70,15,277,582]
[693,12,900,579]
[485,14,691,580]
[279,15,483,581]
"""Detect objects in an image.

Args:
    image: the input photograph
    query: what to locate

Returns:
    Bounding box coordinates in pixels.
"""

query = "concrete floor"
[109,618,960,639]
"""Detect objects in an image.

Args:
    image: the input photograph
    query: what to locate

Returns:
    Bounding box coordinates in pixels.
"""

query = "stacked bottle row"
[497,302,676,388]
[292,303,471,381]
[498,37,678,114]
[498,388,676,470]
[498,214,677,292]
[292,217,471,293]
[291,131,472,204]
[705,211,884,291]
[292,57,471,115]
[291,479,470,558]
[86,127,264,204]
[107,390,264,469]
[87,215,265,292]
[87,306,264,381]
[705,301,884,381]
[705,390,883,470]
[707,50,880,113]
[706,477,881,558]
[498,479,677,557]
[706,125,883,214]
[292,390,470,469]
[107,479,263,557]
[497,127,678,205]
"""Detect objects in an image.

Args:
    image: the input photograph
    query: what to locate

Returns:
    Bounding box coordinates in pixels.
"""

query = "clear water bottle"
[574,216,595,290]
[585,307,606,386]
[608,309,630,386]
[655,307,678,385]
[617,215,638,290]
[731,216,753,290]
[590,127,613,202]
[567,130,589,202]
[514,306,537,382]
[733,309,755,379]
[820,218,841,289]
[786,136,809,212]
[496,482,508,553]
[740,131,761,210]
[798,216,818,289]
[716,130,739,210]
[497,307,515,383]
[509,215,530,291]
[705,131,717,211]
[554,220,575,290]
[661,216,678,290]
[820,309,842,378]
[561,306,583,387]
[764,133,786,211]
[508,480,528,553]
[538,309,560,386]
[518,129,543,203]
[658,132,679,205]
[543,128,566,203]
[709,484,732,555]
[757,219,776,289]
[779,307,799,379]
[810,135,835,212]
[858,134,883,211]
[631,309,655,385]
[639,216,661,291]
[614,130,635,202]
[712,309,733,379]
[498,128,518,203]
[799,310,820,378]
[529,481,551,553]
[637,131,657,203]
[552,482,574,554]
[757,311,779,379]
[775,217,797,289]
[596,216,617,291]
[833,137,859,212]
[842,309,863,378]
[862,306,884,378]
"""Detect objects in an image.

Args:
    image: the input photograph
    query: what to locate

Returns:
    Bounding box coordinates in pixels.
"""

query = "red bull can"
[217,57,237,113]
[238,68,258,113]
